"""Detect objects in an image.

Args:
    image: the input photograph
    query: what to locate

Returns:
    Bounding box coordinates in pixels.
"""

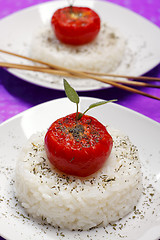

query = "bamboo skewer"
[0,62,160,89]
[0,62,73,78]
[0,49,160,82]
[0,49,160,100]
[85,71,160,81]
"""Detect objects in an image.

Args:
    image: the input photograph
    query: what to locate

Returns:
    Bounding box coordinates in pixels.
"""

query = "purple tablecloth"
[0,1,160,239]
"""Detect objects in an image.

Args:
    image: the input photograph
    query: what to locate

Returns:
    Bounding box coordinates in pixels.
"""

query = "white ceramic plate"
[0,97,160,240]
[0,0,160,91]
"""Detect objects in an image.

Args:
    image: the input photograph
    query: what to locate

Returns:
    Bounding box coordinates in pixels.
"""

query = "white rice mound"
[15,127,142,230]
[30,23,126,73]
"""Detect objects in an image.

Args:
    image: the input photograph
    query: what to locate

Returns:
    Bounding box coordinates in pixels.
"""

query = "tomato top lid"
[51,6,101,45]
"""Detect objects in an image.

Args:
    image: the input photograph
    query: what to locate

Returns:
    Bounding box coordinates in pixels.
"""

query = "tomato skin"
[51,6,101,45]
[44,113,113,177]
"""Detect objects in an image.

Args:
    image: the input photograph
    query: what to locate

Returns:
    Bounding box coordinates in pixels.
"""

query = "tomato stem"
[69,5,73,14]
[76,103,79,121]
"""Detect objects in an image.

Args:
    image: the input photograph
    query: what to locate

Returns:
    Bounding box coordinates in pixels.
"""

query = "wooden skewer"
[0,49,160,100]
[0,49,160,81]
[85,71,160,81]
[0,61,160,101]
[0,62,73,77]
[0,62,160,89]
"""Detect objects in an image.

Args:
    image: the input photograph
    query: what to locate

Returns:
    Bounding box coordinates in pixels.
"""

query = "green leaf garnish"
[63,79,80,119]
[77,100,117,119]
[63,79,79,104]
[63,79,117,120]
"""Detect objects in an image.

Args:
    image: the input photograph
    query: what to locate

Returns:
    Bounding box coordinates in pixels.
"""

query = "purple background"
[0,0,160,124]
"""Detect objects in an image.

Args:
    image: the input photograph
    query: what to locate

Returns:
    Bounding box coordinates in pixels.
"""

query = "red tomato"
[51,6,101,45]
[44,113,113,177]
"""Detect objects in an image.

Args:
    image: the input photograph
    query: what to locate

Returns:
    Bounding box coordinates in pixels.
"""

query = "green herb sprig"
[63,79,117,120]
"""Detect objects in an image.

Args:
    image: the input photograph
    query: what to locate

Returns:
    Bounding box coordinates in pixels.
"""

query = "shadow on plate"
[0,68,134,105]
[1,65,160,107]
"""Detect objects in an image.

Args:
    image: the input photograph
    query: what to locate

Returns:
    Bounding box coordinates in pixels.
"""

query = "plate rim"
[0,0,160,30]
[0,96,160,240]
[0,96,159,127]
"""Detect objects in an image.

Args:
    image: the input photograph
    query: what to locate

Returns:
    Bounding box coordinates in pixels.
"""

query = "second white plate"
[0,97,160,240]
